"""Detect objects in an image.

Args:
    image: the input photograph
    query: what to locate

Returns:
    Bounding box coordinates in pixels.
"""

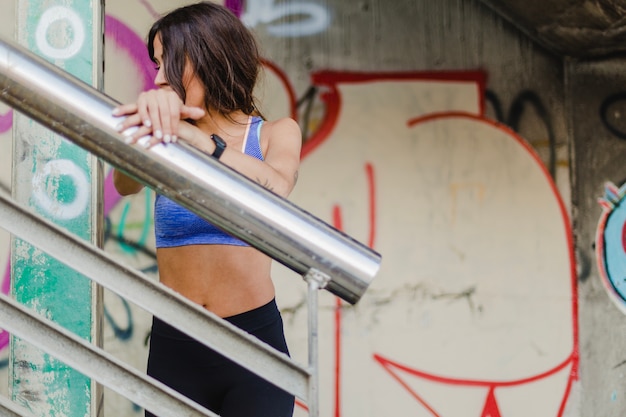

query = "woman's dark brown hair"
[147,2,261,117]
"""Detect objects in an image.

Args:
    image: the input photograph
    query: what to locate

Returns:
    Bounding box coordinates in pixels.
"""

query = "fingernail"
[164,134,171,143]
[124,136,134,144]
[143,119,152,128]
[142,140,151,148]
[115,123,123,132]
[112,107,120,116]
[171,135,178,143]
[154,130,163,140]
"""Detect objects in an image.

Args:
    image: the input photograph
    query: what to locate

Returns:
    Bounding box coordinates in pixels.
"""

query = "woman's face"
[153,35,206,109]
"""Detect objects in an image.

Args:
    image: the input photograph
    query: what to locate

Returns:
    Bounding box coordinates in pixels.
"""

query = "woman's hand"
[113,88,205,147]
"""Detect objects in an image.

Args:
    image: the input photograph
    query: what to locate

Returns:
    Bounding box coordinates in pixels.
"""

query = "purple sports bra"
[154,116,264,248]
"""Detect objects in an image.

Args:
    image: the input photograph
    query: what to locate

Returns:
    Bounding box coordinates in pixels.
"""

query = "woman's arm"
[113,89,205,147]
[179,118,302,198]
[113,89,302,198]
[111,89,204,196]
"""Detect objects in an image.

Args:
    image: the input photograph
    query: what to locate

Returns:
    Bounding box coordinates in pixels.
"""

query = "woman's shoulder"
[258,116,302,157]
[261,117,301,139]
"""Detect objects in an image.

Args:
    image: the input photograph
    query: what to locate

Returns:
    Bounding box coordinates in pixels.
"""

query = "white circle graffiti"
[35,6,85,59]
[32,159,89,220]
[242,0,330,37]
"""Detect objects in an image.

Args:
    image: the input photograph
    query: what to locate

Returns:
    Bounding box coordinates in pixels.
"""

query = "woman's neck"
[196,111,249,139]
[195,110,250,142]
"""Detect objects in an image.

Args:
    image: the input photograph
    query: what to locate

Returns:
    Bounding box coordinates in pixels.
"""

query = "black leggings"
[145,299,294,417]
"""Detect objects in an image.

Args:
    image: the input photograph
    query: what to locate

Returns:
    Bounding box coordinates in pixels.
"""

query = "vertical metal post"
[11,1,103,416]
[304,269,330,417]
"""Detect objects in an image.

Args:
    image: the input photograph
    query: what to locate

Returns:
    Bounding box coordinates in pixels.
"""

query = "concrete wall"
[0,0,16,394]
[0,0,597,416]
[567,59,626,417]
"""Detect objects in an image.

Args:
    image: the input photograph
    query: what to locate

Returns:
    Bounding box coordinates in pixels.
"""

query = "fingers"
[138,91,161,142]
[181,105,205,121]
[112,103,137,117]
[113,89,191,147]
[160,91,183,143]
[112,103,140,138]
[147,89,185,143]
[112,99,145,143]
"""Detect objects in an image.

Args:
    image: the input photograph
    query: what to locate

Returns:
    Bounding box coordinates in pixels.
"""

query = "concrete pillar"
[11,0,103,416]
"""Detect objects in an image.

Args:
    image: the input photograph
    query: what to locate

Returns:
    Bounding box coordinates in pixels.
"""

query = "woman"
[112,2,301,416]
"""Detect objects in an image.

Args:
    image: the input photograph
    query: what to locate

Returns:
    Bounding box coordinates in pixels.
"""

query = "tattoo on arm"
[255,171,298,192]
[256,177,274,191]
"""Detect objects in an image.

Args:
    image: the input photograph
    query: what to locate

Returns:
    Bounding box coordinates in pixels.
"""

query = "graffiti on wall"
[600,92,626,141]
[279,70,577,417]
[485,90,558,179]
[0,110,10,134]
[596,182,626,314]
[241,0,330,37]
[0,1,579,416]
[593,94,626,313]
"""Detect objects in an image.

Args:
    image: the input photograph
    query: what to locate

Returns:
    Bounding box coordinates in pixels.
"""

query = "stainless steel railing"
[0,35,380,305]
[0,35,381,416]
[0,185,305,416]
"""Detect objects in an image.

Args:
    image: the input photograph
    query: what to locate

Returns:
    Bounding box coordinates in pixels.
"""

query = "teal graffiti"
[116,189,153,255]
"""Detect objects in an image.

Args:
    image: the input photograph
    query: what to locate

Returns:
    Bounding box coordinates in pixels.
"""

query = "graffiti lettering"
[104,294,134,341]
[485,89,557,178]
[242,0,330,37]
[600,92,626,140]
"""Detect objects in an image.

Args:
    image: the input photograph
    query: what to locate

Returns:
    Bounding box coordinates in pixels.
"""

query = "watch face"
[211,134,226,158]
[212,134,226,147]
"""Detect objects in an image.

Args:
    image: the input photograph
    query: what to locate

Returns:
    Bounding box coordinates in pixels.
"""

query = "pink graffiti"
[138,0,160,20]
[0,13,158,352]
[225,0,245,17]
[0,110,12,134]
[105,15,157,95]
[0,261,9,349]
[138,0,243,20]
[102,13,158,218]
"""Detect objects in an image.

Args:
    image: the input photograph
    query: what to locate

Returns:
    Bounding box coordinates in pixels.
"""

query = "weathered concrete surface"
[567,58,626,417]
[479,0,626,58]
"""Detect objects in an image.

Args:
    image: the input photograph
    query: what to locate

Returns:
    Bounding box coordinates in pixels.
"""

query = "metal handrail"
[0,393,37,417]
[0,35,381,305]
[0,187,310,402]
[0,34,381,416]
[0,291,217,417]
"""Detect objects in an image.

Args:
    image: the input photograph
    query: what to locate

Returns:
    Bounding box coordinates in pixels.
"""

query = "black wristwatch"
[210,134,226,159]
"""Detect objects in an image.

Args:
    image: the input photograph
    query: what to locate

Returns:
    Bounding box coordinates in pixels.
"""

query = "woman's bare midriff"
[156,244,276,318]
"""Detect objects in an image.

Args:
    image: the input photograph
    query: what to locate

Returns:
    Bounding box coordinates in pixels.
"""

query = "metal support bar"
[0,292,217,417]
[0,394,36,417]
[305,269,330,417]
[0,187,311,401]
